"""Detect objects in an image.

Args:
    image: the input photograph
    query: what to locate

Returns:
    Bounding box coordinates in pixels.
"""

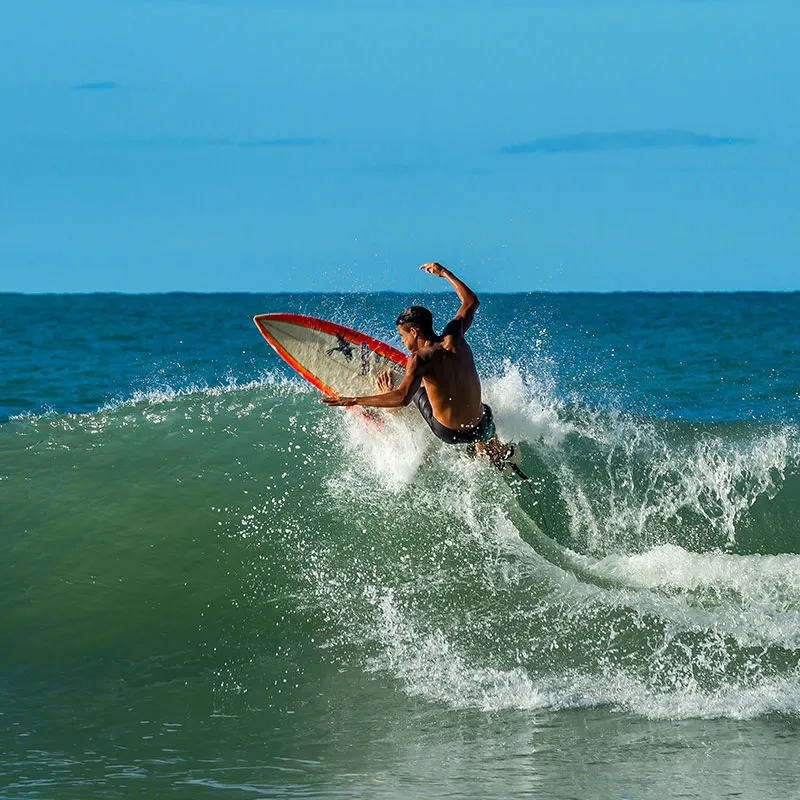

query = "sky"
[1,0,798,293]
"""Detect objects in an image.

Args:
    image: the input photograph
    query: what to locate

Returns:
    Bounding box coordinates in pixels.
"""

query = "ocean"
[2,291,800,799]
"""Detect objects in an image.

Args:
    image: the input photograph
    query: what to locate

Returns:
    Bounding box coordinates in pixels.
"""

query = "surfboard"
[253,313,408,399]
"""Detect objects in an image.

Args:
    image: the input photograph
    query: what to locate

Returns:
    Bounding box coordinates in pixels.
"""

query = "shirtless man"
[322,262,511,463]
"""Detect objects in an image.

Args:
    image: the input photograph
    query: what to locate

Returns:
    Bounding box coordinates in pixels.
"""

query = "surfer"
[322,262,512,464]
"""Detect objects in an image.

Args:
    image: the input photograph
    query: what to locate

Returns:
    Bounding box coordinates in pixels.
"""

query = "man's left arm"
[321,355,424,408]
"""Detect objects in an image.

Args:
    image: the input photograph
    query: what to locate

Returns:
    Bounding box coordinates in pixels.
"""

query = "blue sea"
[2,291,800,799]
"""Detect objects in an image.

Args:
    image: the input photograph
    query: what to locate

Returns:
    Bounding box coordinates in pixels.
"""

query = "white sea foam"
[368,590,800,721]
[312,361,800,722]
[584,543,800,609]
[8,372,305,423]
[9,404,57,421]
[100,370,302,411]
[482,363,575,447]
[482,363,800,553]
[337,407,431,494]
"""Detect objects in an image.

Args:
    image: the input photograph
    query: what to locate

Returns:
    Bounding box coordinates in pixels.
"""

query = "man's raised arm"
[419,262,479,331]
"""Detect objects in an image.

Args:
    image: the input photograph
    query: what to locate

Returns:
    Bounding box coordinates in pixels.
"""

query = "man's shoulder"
[441,317,466,340]
[412,347,434,365]
[412,346,447,373]
[407,351,431,371]
[417,341,463,372]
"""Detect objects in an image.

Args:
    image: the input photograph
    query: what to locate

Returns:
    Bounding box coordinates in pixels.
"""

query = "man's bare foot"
[376,371,394,393]
[475,435,512,467]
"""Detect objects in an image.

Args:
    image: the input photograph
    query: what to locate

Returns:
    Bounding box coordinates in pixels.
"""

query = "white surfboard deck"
[253,313,422,421]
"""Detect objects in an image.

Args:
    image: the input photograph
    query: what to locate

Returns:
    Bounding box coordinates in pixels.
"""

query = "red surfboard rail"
[253,312,407,397]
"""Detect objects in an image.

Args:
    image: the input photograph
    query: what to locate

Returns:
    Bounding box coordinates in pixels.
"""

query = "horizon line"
[2,289,798,298]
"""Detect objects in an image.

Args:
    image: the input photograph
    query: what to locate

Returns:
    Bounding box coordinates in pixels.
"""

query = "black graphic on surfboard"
[360,342,370,375]
[326,334,354,362]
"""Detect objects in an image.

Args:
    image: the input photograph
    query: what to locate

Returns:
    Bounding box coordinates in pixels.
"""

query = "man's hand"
[321,395,357,407]
[419,262,449,278]
[420,262,479,332]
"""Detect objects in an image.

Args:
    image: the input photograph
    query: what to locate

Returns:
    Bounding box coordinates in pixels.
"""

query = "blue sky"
[1,0,798,293]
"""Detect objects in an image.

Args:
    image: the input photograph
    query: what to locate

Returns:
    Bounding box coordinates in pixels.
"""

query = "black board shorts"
[411,387,496,445]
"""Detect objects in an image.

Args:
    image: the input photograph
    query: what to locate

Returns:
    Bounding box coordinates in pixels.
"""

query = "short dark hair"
[395,305,434,333]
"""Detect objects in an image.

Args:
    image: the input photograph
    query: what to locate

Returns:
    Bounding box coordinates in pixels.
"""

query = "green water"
[3,293,800,798]
[3,382,800,798]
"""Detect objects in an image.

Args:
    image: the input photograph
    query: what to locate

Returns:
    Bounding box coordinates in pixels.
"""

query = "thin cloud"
[74,81,118,91]
[132,136,324,148]
[501,130,756,155]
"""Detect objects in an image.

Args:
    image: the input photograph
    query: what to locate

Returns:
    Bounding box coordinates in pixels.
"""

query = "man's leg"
[472,405,515,467]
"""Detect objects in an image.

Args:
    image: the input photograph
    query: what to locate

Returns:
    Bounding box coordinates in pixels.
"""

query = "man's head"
[395,305,434,352]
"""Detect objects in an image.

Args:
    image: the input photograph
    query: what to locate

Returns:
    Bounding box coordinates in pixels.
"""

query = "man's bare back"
[411,321,483,430]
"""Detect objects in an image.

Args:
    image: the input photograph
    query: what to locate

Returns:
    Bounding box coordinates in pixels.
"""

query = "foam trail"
[584,544,800,611]
[303,378,800,722]
[368,592,800,720]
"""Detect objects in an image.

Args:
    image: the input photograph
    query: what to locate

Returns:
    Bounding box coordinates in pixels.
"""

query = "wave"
[3,367,799,721]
